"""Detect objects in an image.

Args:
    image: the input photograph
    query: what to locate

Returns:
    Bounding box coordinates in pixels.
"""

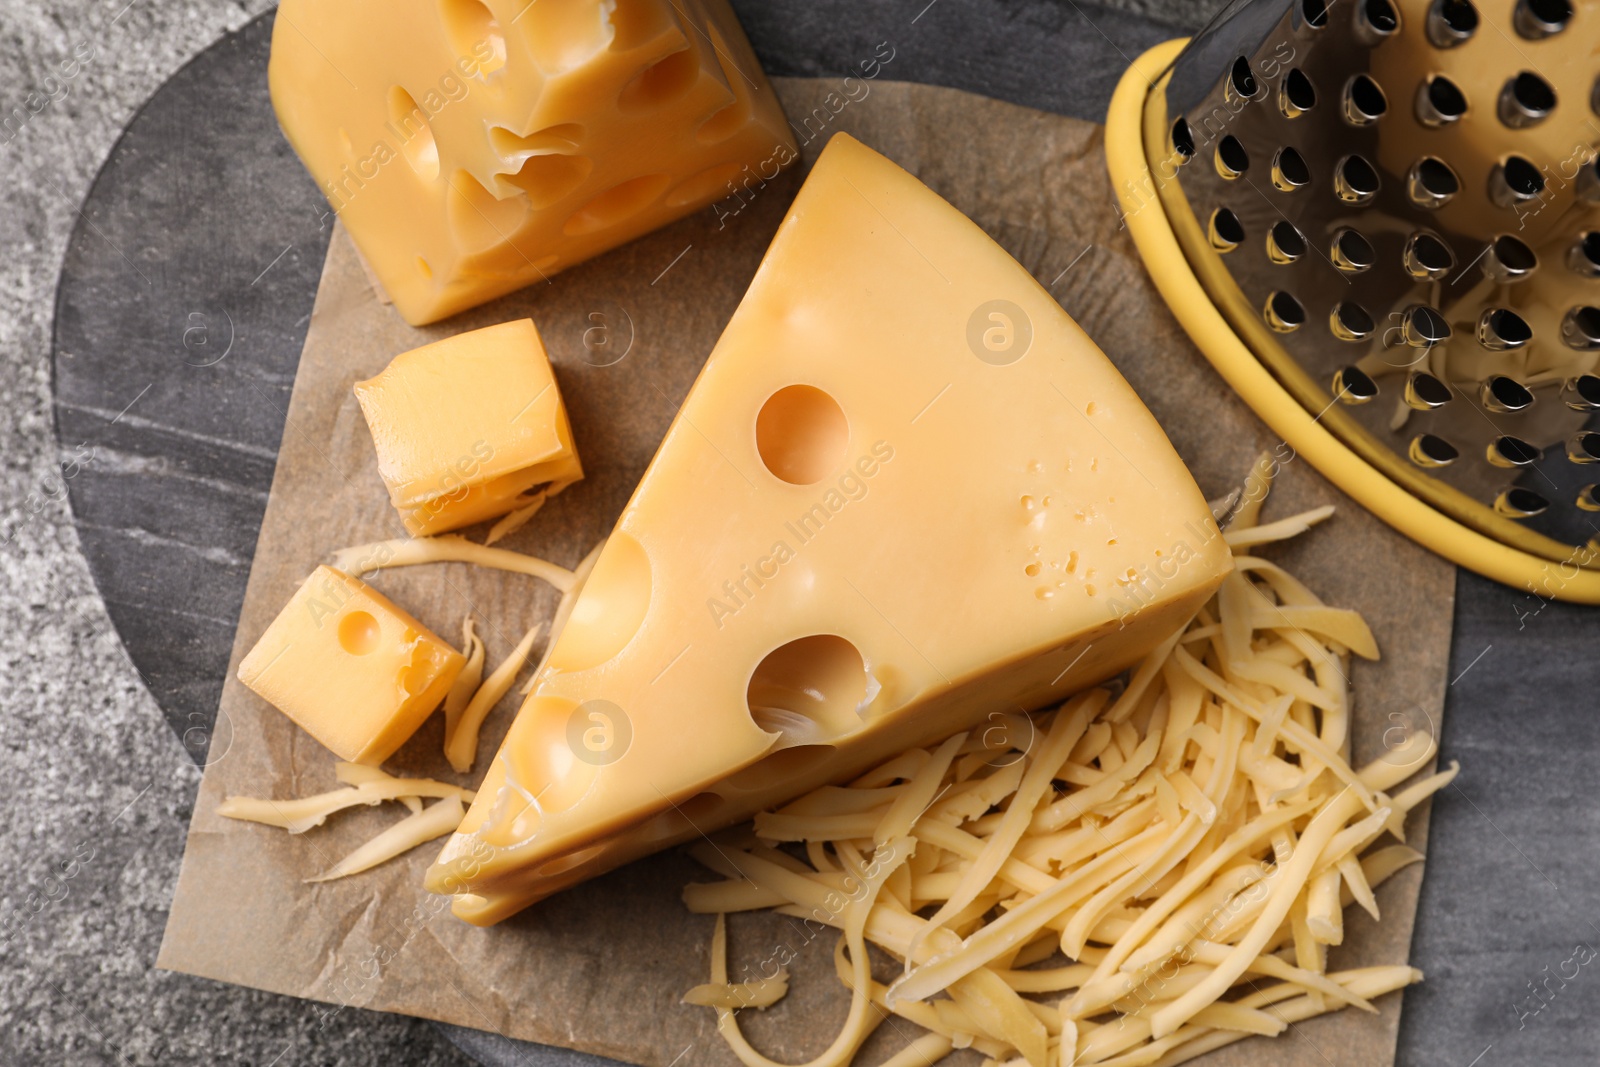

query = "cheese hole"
[338,611,382,655]
[747,635,868,745]
[522,0,616,73]
[505,153,592,208]
[697,99,747,146]
[618,47,700,113]
[440,0,506,76]
[417,257,433,281]
[608,0,676,52]
[493,696,600,839]
[387,87,440,182]
[756,385,849,485]
[490,123,585,157]
[548,533,652,671]
[563,173,671,236]
[400,664,432,695]
[666,161,745,208]
[697,29,752,144]
[446,171,531,252]
[494,126,593,209]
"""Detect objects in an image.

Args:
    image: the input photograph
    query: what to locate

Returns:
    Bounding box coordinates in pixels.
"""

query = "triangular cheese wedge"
[427,134,1232,924]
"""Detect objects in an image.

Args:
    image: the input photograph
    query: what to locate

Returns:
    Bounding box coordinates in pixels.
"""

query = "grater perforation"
[1114,0,1600,574]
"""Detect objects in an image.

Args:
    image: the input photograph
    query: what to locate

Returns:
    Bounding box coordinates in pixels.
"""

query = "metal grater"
[1108,0,1600,593]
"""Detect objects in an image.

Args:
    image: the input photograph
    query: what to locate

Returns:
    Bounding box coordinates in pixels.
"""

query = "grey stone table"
[7,0,1598,1064]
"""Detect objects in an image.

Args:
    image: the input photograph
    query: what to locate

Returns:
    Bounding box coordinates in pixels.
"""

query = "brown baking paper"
[158,77,1452,1067]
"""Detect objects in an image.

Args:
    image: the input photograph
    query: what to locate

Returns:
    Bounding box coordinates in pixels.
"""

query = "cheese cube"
[355,319,583,536]
[238,566,465,765]
[428,134,1233,923]
[268,0,797,325]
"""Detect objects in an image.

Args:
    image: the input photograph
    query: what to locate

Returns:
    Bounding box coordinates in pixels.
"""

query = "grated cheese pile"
[682,458,1456,1067]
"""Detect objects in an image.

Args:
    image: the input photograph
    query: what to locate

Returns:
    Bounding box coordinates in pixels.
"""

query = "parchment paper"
[158,77,1453,1067]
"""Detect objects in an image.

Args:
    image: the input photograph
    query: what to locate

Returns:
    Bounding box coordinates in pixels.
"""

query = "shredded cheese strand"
[484,490,547,546]
[1221,505,1336,548]
[329,534,575,591]
[332,761,429,814]
[306,795,465,882]
[445,621,545,773]
[683,971,790,1010]
[218,777,475,834]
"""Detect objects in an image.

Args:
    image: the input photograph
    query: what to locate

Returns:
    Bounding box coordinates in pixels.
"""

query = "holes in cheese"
[504,153,594,210]
[521,0,618,74]
[269,0,796,323]
[674,463,1438,1067]
[337,610,382,655]
[489,123,585,160]
[746,635,869,745]
[236,566,465,766]
[446,172,531,254]
[562,173,673,237]
[386,86,440,182]
[666,161,747,208]
[528,537,609,691]
[438,0,504,76]
[353,319,583,537]
[476,696,604,844]
[696,28,754,146]
[546,534,652,672]
[426,135,1233,926]
[755,385,851,486]
[617,47,700,113]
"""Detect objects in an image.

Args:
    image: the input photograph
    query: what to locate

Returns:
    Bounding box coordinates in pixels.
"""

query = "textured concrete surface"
[0,2,1201,1065]
[1,1,498,1063]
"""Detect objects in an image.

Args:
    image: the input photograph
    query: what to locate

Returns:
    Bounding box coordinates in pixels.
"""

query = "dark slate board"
[51,13,332,759]
[50,3,1600,1066]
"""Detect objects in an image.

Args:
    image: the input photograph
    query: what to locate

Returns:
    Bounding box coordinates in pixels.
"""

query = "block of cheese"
[238,566,466,765]
[268,0,797,325]
[355,319,583,536]
[426,134,1232,924]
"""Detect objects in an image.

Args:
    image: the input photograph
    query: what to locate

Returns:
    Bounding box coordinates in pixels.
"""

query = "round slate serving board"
[49,4,1600,1066]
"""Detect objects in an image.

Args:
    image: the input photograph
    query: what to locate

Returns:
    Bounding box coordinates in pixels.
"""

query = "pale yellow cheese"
[268,0,797,324]
[426,134,1232,924]
[237,566,465,765]
[355,320,582,536]
[675,480,1434,1067]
